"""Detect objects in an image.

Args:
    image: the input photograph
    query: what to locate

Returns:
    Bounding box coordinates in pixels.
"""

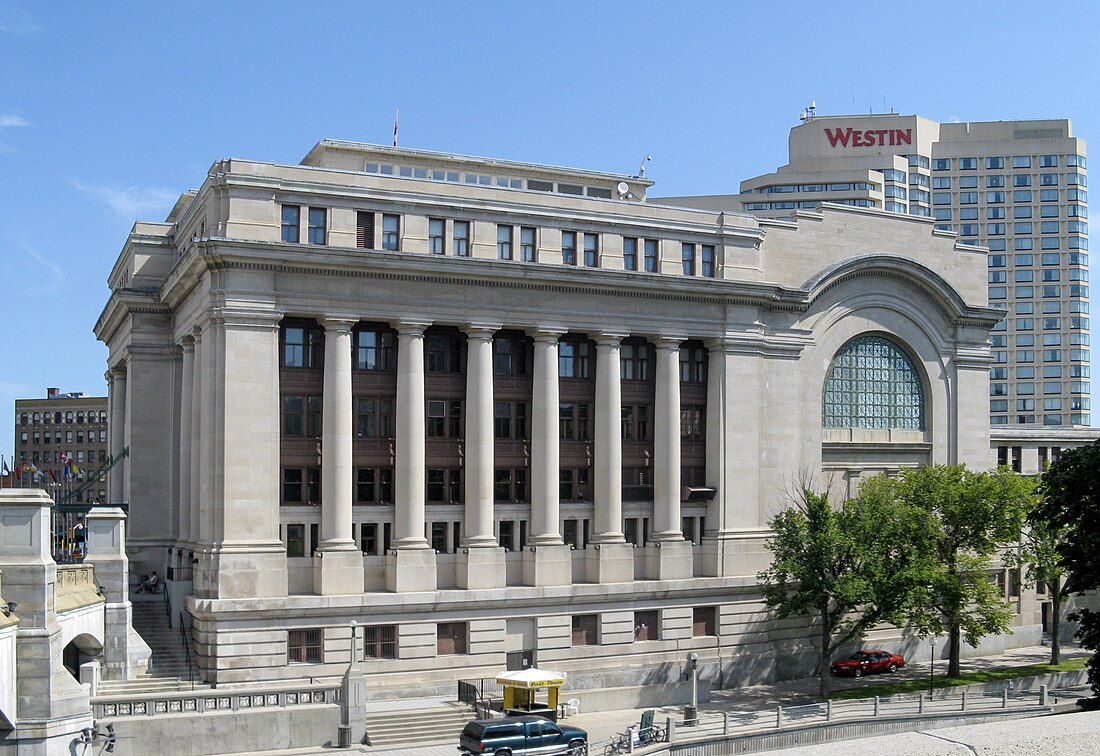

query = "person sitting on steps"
[136,571,160,594]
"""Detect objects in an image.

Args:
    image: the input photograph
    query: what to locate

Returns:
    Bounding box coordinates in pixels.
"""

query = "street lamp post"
[685,652,699,726]
[928,637,936,696]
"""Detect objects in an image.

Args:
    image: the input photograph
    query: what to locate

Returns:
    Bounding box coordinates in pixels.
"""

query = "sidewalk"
[232,644,1091,756]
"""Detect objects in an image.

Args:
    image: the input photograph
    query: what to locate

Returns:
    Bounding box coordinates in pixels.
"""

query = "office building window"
[428,218,445,254]
[493,335,528,376]
[285,523,305,557]
[623,237,638,271]
[572,615,598,646]
[453,220,470,257]
[521,226,537,262]
[681,243,696,275]
[497,224,513,260]
[701,244,716,277]
[382,214,400,251]
[634,611,659,641]
[559,339,591,378]
[282,323,323,368]
[281,205,300,243]
[823,335,924,430]
[288,629,322,663]
[437,623,468,655]
[356,211,375,248]
[583,233,599,267]
[561,231,577,265]
[307,207,326,244]
[363,626,397,659]
[644,239,658,272]
[355,329,395,371]
[426,331,462,373]
[355,467,394,504]
[693,607,717,637]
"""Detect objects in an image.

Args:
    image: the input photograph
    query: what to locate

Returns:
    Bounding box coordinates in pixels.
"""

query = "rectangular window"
[681,243,696,275]
[281,205,300,243]
[693,607,717,637]
[701,245,715,277]
[285,523,305,557]
[308,207,326,245]
[356,211,375,248]
[583,232,599,267]
[572,615,598,646]
[644,239,658,272]
[521,226,537,262]
[437,623,467,655]
[497,224,513,260]
[453,220,470,257]
[623,237,638,271]
[634,610,659,641]
[363,625,397,659]
[355,330,395,371]
[288,628,322,663]
[382,214,400,251]
[561,231,576,265]
[428,218,445,254]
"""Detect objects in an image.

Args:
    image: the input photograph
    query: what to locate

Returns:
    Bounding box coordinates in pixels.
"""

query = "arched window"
[822,335,924,430]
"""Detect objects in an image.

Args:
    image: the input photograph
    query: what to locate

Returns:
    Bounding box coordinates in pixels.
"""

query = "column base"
[640,539,694,580]
[195,543,289,599]
[457,547,507,589]
[313,547,364,595]
[385,548,438,592]
[584,542,635,584]
[698,532,772,577]
[521,544,573,587]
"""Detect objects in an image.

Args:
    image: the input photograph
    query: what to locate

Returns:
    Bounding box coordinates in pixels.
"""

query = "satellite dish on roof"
[616,181,629,196]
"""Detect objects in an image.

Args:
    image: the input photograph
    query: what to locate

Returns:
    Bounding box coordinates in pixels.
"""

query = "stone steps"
[364,704,474,747]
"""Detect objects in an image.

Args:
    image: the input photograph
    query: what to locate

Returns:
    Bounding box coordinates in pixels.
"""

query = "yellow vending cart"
[496,667,567,721]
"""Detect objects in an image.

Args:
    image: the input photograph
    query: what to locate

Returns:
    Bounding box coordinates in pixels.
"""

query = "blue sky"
[2,1,1099,461]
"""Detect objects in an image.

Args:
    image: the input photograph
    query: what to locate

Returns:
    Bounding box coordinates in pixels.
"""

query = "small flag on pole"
[393,108,399,147]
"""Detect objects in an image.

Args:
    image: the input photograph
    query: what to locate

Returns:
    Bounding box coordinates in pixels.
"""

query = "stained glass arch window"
[822,335,925,430]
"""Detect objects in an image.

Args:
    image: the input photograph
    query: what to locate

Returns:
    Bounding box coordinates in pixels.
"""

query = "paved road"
[234,644,1091,756]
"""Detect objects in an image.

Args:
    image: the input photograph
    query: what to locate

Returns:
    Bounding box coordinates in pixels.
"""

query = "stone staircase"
[96,596,205,695]
[364,701,474,747]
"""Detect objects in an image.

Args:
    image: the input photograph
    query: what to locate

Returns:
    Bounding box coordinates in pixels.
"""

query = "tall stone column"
[457,325,505,589]
[386,321,436,592]
[189,327,203,559]
[699,333,773,578]
[652,336,684,541]
[523,328,571,586]
[586,333,633,583]
[315,317,362,595]
[461,325,497,548]
[178,337,194,548]
[643,336,692,579]
[196,310,288,599]
[108,366,127,507]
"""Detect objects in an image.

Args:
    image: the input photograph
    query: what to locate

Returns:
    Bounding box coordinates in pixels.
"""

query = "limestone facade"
[95,142,1009,691]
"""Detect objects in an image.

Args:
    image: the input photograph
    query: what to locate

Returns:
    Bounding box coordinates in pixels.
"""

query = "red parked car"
[830,650,906,677]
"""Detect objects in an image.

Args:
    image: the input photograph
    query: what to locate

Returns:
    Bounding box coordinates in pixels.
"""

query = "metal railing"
[179,612,196,690]
[92,683,342,720]
[598,687,1058,755]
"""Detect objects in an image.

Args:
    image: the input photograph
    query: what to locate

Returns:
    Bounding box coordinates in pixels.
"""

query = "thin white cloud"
[0,113,29,128]
[68,179,179,220]
[23,244,63,278]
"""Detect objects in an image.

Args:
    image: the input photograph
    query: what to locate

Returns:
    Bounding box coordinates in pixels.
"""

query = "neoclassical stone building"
[95,141,1008,692]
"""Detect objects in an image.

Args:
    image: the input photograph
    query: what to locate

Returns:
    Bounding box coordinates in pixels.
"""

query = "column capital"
[462,323,501,341]
[178,334,196,351]
[594,332,629,347]
[395,320,432,337]
[320,316,359,333]
[528,326,567,343]
[652,335,688,349]
[108,364,128,380]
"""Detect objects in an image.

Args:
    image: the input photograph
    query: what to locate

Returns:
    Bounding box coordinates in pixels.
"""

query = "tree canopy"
[759,484,936,698]
[1034,440,1100,705]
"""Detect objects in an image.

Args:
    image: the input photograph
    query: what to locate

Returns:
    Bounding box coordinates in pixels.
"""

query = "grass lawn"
[828,657,1087,700]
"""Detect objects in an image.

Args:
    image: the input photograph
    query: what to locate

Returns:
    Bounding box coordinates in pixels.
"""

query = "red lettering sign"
[824,128,912,148]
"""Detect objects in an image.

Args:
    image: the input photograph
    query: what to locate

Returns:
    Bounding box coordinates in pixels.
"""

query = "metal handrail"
[179,611,196,690]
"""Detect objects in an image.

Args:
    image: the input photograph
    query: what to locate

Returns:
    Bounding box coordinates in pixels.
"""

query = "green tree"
[1013,515,1069,664]
[1033,440,1100,706]
[759,484,935,698]
[890,465,1035,677]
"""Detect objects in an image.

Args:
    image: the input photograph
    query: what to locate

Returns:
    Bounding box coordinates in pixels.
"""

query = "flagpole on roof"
[393,108,399,147]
